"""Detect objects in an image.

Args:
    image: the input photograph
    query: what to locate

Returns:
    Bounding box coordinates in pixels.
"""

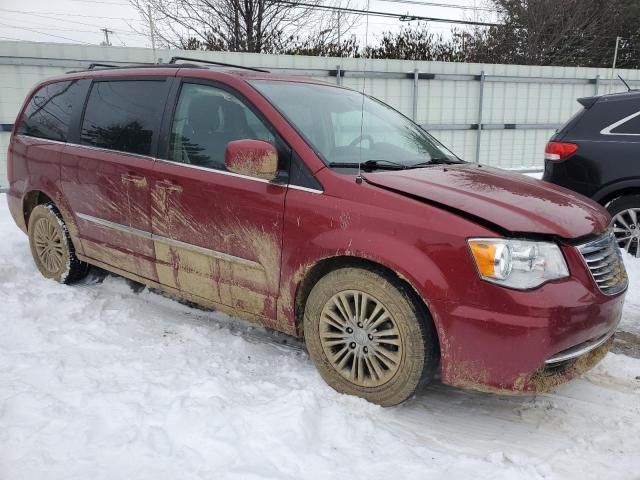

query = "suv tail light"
[545,142,578,162]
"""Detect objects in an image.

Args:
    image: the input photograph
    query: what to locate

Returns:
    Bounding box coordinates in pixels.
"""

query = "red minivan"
[5,60,628,406]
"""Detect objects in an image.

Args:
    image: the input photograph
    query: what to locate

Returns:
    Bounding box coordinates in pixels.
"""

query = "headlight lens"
[468,238,569,289]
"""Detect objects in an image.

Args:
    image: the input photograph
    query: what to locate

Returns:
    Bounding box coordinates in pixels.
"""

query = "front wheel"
[607,195,640,258]
[303,267,438,406]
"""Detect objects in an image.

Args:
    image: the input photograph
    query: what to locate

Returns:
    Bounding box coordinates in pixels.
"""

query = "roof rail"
[88,63,122,69]
[169,56,269,73]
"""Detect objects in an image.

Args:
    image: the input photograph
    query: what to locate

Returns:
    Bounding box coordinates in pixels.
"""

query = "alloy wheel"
[33,216,66,273]
[319,290,402,387]
[612,207,640,258]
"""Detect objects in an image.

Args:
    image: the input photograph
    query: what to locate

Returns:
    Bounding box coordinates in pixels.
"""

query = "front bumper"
[432,244,626,394]
[544,319,618,365]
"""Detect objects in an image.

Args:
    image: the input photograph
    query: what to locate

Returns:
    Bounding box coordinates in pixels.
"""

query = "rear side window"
[608,111,640,135]
[80,80,166,156]
[18,80,81,142]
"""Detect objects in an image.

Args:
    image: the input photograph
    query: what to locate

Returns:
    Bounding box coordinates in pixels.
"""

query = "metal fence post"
[412,69,419,121]
[336,65,341,86]
[475,70,485,164]
[594,74,600,96]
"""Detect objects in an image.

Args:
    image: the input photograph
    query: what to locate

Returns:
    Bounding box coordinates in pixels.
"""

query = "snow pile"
[1,194,639,480]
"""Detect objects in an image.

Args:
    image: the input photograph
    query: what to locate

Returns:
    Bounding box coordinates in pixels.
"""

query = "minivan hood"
[364,164,609,239]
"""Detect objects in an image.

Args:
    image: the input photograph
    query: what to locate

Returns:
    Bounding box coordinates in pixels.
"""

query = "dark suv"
[543,91,640,258]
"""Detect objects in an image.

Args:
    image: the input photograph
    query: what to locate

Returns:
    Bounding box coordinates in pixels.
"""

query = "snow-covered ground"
[1,194,639,480]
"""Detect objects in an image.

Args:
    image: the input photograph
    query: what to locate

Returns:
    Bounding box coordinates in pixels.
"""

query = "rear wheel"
[28,203,88,283]
[607,195,640,258]
[303,267,438,406]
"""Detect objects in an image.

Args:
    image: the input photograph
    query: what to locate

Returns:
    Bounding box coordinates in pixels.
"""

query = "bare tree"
[131,0,358,53]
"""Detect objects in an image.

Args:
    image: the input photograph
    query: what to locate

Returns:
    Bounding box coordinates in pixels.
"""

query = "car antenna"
[618,74,632,92]
[356,0,371,185]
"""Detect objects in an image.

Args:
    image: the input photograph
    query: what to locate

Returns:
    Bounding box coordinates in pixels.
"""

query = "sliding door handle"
[121,173,147,187]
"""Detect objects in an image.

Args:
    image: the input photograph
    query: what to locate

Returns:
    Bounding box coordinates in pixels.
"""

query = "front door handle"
[121,173,147,187]
[156,179,183,193]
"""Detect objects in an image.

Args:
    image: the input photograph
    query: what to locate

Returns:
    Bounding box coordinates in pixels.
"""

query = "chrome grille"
[577,231,628,296]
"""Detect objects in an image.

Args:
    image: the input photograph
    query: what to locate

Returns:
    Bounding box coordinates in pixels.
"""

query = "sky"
[0,0,498,49]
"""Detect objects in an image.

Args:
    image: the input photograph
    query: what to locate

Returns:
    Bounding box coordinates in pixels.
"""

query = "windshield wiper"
[408,158,465,168]
[328,159,408,170]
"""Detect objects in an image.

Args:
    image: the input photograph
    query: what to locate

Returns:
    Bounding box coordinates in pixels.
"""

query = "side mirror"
[224,139,278,181]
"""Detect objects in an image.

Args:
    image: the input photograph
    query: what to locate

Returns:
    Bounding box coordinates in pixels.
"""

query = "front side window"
[250,80,459,167]
[80,80,166,156]
[169,83,275,171]
[18,80,81,142]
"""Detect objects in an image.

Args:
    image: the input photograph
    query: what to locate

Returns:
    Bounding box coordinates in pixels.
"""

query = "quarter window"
[610,111,640,135]
[169,83,275,171]
[80,80,166,156]
[18,80,81,142]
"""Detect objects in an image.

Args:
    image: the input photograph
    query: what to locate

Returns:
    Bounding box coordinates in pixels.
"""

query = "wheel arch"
[22,190,54,229]
[293,254,441,358]
[593,179,640,206]
[21,187,83,255]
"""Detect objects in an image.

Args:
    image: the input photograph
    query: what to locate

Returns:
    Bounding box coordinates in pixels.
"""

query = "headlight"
[467,238,569,289]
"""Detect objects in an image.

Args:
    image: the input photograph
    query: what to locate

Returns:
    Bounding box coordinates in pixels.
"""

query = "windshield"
[250,80,461,168]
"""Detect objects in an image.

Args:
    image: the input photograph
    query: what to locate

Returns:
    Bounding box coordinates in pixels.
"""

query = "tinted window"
[169,83,275,171]
[81,80,166,155]
[18,80,81,142]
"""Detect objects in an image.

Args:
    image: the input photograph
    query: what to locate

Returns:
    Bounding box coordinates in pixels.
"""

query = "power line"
[66,0,130,4]
[0,21,92,44]
[0,8,139,21]
[0,34,25,42]
[0,9,130,30]
[376,0,502,13]
[274,1,502,26]
[0,20,147,37]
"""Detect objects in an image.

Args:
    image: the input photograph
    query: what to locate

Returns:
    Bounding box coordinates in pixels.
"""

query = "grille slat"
[577,231,628,296]
[584,250,617,262]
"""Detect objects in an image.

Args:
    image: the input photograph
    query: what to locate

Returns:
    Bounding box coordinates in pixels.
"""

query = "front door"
[62,78,170,279]
[151,81,287,323]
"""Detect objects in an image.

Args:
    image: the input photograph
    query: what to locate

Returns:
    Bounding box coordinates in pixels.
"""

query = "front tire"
[28,203,88,283]
[607,195,640,258]
[303,267,438,406]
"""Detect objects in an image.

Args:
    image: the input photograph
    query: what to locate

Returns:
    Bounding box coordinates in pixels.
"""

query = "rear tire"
[607,195,640,258]
[28,203,88,283]
[303,267,438,406]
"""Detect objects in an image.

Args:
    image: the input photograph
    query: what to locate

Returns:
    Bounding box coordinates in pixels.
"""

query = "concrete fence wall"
[2,40,640,188]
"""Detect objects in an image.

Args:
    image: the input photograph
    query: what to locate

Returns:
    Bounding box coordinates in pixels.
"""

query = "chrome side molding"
[76,212,261,268]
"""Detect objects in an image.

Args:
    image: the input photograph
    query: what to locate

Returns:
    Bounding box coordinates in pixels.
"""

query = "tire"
[28,203,88,283]
[303,267,438,406]
[607,194,640,258]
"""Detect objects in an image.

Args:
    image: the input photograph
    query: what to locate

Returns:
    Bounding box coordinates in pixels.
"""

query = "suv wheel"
[607,195,640,258]
[28,203,88,283]
[303,267,438,406]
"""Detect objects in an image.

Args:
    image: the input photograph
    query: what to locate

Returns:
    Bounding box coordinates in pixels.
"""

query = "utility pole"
[610,36,621,94]
[148,4,157,63]
[100,28,113,46]
[337,10,341,46]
